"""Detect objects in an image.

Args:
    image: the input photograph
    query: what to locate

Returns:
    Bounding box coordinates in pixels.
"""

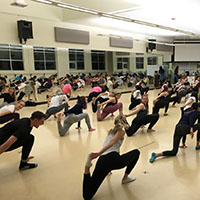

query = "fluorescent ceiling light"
[31,0,200,37]
[108,7,143,15]
[34,0,52,4]
[57,3,98,15]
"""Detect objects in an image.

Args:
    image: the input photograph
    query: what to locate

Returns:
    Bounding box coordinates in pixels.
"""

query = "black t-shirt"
[0,93,15,103]
[105,97,118,107]
[0,118,32,144]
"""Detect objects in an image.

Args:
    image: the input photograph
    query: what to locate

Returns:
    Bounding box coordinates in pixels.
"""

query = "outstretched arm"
[0,136,17,154]
[181,98,194,108]
[125,103,144,118]
[0,110,12,117]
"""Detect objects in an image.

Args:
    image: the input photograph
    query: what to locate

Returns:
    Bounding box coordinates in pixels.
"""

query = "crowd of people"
[1,69,200,199]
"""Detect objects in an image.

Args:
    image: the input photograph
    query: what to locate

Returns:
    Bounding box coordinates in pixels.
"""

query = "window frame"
[136,57,144,69]
[33,46,56,71]
[0,44,24,71]
[91,50,105,70]
[147,56,157,65]
[117,57,129,70]
[69,49,85,70]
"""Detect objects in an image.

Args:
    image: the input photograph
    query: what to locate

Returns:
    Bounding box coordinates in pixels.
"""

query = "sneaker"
[19,162,38,171]
[149,152,156,163]
[122,176,136,184]
[195,146,200,150]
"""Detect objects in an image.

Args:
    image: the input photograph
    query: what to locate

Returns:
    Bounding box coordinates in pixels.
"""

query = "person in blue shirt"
[150,102,200,163]
[14,74,23,81]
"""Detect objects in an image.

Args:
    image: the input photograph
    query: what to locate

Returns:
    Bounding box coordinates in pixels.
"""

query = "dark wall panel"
[109,37,133,48]
[156,44,173,52]
[55,27,89,44]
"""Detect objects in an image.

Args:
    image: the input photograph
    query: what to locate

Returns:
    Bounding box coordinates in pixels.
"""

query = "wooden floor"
[0,87,200,200]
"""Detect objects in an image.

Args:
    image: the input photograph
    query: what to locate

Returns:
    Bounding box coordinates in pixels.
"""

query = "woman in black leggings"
[152,91,170,116]
[83,115,140,200]
[149,102,200,163]
[125,95,159,136]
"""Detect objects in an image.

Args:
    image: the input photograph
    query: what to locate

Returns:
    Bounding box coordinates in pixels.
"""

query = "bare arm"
[99,97,115,107]
[181,98,194,108]
[177,85,185,91]
[125,103,144,118]
[0,136,17,154]
[96,92,107,99]
[154,93,164,102]
[131,87,136,94]
[0,110,12,117]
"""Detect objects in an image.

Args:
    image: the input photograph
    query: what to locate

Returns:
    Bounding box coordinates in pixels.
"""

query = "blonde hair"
[108,115,129,135]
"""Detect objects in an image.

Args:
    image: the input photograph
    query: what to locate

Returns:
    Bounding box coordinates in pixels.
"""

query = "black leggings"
[88,92,100,103]
[180,108,193,144]
[45,104,68,120]
[1,134,34,161]
[176,90,187,104]
[163,123,200,156]
[83,150,140,200]
[153,100,169,114]
[0,113,19,124]
[92,97,109,113]
[129,96,141,110]
[126,113,159,136]
[25,101,47,107]
[166,95,179,106]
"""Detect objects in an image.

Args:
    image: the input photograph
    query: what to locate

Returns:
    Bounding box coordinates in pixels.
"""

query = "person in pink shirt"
[62,83,72,97]
[90,86,102,93]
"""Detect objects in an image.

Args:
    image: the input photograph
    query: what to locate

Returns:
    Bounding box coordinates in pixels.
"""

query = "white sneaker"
[122,176,136,184]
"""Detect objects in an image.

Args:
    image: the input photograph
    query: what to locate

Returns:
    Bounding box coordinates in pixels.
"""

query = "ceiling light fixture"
[34,0,52,4]
[31,0,200,37]
[57,3,98,15]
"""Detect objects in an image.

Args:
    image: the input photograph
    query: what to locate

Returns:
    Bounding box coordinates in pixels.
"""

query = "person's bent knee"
[14,113,20,120]
[125,129,133,137]
[97,117,103,121]
[118,102,123,109]
[134,149,140,157]
[59,131,66,137]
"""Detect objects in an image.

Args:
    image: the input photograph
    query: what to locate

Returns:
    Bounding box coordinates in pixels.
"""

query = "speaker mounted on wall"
[148,39,156,52]
[17,20,33,44]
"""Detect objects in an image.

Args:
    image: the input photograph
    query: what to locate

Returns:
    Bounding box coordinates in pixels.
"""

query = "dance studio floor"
[0,87,200,200]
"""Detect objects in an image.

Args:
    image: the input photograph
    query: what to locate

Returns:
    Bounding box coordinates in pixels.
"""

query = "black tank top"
[137,103,148,117]
[105,97,118,107]
[137,109,148,117]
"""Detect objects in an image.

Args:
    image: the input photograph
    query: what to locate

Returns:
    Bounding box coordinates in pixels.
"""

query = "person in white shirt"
[129,85,142,110]
[45,92,68,120]
[0,101,25,124]
[106,77,113,92]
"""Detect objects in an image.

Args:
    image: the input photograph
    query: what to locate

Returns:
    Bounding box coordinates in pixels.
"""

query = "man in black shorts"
[0,111,46,170]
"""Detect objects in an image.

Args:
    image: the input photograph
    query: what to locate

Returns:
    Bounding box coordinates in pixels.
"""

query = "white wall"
[0,0,168,76]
